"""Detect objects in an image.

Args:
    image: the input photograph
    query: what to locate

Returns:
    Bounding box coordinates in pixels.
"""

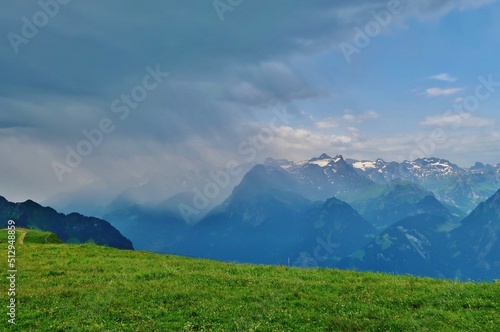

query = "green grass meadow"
[1,230,499,331]
[0,228,62,245]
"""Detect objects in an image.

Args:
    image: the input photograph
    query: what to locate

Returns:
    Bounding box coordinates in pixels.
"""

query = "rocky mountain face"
[266,154,380,202]
[449,189,500,280]
[339,214,455,278]
[348,180,443,230]
[339,190,500,281]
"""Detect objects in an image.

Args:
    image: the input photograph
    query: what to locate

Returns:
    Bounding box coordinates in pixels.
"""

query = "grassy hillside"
[1,242,499,331]
[0,228,62,245]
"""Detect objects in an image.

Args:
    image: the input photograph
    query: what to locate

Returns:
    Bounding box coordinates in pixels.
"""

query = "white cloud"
[420,112,495,128]
[267,126,355,161]
[314,110,379,129]
[269,126,500,167]
[315,117,339,129]
[421,87,464,97]
[342,110,379,123]
[429,73,457,82]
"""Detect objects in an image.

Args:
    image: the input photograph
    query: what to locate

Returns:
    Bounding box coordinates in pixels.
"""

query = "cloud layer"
[0,0,498,202]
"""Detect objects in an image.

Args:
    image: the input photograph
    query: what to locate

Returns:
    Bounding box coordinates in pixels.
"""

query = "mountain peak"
[306,154,346,167]
[317,153,332,160]
[458,188,500,227]
[471,162,485,169]
[414,157,454,166]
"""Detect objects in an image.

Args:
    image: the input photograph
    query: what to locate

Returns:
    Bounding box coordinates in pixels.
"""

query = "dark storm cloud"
[0,0,493,201]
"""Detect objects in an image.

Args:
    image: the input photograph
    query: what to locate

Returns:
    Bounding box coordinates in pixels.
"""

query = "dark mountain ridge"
[0,195,133,250]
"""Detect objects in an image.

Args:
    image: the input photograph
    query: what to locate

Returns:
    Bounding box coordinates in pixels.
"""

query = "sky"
[1,0,499,203]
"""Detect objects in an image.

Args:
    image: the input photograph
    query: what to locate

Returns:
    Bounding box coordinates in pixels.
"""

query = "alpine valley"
[14,154,500,281]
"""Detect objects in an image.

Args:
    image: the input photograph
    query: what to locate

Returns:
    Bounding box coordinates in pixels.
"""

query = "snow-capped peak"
[305,154,344,167]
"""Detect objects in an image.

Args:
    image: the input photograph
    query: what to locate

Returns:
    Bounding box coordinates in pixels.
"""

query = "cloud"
[420,87,464,97]
[420,112,495,128]
[342,110,379,123]
[0,0,497,203]
[314,110,378,129]
[429,73,457,82]
[268,126,355,161]
[458,0,497,10]
[223,62,325,108]
[408,0,496,17]
[267,124,500,167]
[315,117,340,129]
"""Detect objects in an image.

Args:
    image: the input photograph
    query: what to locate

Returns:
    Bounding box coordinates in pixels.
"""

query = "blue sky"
[0,0,499,202]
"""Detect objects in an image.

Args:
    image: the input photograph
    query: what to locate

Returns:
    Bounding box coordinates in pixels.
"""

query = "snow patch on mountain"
[398,226,431,260]
[310,159,331,167]
[353,161,377,171]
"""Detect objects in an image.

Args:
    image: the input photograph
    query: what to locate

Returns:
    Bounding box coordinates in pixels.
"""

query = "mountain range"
[168,154,499,280]
[5,153,499,281]
[346,156,500,213]
[173,164,377,265]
